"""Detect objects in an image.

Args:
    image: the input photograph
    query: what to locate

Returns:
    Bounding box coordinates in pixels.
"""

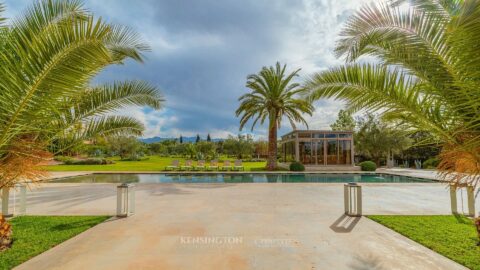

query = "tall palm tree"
[0,0,164,189]
[236,62,314,170]
[306,0,480,187]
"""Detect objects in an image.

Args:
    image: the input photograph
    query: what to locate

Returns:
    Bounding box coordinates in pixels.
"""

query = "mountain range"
[139,136,223,144]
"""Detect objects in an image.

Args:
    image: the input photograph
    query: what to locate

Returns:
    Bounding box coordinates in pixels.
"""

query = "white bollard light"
[344,183,362,217]
[117,183,135,217]
[14,184,27,216]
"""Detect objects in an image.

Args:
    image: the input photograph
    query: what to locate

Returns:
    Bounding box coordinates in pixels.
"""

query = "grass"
[368,215,480,270]
[44,155,271,172]
[0,216,110,269]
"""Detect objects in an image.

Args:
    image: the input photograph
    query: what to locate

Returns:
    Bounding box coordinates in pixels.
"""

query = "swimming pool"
[52,173,435,183]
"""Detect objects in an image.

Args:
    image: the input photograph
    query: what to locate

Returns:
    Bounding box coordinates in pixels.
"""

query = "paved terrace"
[8,175,478,269]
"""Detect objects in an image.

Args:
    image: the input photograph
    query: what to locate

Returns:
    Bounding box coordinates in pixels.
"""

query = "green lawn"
[0,216,110,269]
[368,215,480,270]
[44,156,269,172]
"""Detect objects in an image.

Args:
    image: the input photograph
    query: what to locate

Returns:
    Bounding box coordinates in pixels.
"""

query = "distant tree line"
[60,134,268,161]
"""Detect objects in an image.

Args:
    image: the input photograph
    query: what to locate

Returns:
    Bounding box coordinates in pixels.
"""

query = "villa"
[280,130,355,169]
[1,0,479,269]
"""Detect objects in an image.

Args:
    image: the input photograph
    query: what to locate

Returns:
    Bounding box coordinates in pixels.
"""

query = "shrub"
[53,155,73,163]
[242,158,265,162]
[64,158,113,165]
[423,157,440,169]
[359,161,376,171]
[289,161,305,171]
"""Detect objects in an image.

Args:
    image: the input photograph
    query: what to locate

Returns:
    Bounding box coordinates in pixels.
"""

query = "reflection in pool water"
[52,173,434,184]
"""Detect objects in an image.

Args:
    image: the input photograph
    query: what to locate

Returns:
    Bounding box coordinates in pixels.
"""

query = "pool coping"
[45,170,445,183]
[45,170,376,180]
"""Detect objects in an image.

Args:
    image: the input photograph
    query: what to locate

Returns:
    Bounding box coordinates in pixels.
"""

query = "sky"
[4,0,370,139]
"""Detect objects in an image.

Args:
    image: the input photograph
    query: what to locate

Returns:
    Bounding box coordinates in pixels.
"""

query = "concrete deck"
[12,181,477,270]
[377,168,441,180]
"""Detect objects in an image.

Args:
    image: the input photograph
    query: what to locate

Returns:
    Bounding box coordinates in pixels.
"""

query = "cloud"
[4,0,370,139]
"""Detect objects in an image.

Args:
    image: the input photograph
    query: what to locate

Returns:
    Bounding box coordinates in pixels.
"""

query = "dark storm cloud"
[3,0,364,138]
[90,0,308,136]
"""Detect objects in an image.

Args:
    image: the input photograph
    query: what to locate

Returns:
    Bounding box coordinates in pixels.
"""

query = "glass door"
[299,141,313,165]
[315,141,325,165]
[338,140,352,165]
[326,139,337,165]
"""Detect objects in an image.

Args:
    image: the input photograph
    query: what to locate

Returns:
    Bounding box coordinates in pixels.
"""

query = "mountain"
[139,136,223,144]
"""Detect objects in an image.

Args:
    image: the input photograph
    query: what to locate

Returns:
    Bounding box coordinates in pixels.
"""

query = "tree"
[196,141,217,159]
[254,140,268,159]
[179,135,183,144]
[195,134,201,143]
[401,132,441,162]
[306,0,480,187]
[184,143,197,159]
[354,114,411,166]
[206,134,212,142]
[236,62,314,170]
[0,0,164,189]
[0,0,163,249]
[223,135,255,159]
[331,110,355,131]
[106,136,146,160]
[148,142,168,156]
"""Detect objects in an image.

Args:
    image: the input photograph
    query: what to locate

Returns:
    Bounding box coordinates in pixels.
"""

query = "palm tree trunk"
[267,121,277,170]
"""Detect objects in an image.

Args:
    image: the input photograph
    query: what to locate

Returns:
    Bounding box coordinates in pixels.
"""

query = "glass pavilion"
[280,130,354,166]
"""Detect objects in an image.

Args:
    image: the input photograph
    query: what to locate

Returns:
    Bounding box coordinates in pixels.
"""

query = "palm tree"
[305,0,480,187]
[236,62,314,170]
[0,0,164,189]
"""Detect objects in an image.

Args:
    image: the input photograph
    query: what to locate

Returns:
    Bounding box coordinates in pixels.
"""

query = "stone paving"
[11,177,476,270]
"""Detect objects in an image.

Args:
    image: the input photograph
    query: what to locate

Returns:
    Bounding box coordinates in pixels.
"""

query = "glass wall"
[338,140,352,165]
[299,142,313,164]
[326,140,337,165]
[281,131,353,166]
[315,141,324,165]
[284,141,295,162]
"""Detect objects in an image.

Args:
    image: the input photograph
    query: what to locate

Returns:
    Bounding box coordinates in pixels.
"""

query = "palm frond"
[307,0,480,186]
[335,1,457,95]
[68,80,164,119]
[0,3,6,26]
[306,63,454,141]
[389,0,463,17]
[53,116,144,153]
[0,1,163,184]
[237,62,313,131]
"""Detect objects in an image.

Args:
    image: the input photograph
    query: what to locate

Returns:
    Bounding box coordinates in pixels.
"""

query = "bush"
[242,158,266,162]
[64,158,114,165]
[423,157,440,169]
[289,161,305,171]
[359,161,376,171]
[53,155,73,163]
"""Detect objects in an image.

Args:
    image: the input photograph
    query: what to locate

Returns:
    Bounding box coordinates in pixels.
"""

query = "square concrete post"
[117,183,135,217]
[450,185,458,215]
[15,184,27,216]
[1,188,11,217]
[356,185,363,216]
[467,186,475,217]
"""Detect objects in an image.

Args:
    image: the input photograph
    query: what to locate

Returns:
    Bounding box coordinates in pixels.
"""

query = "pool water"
[52,173,434,184]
